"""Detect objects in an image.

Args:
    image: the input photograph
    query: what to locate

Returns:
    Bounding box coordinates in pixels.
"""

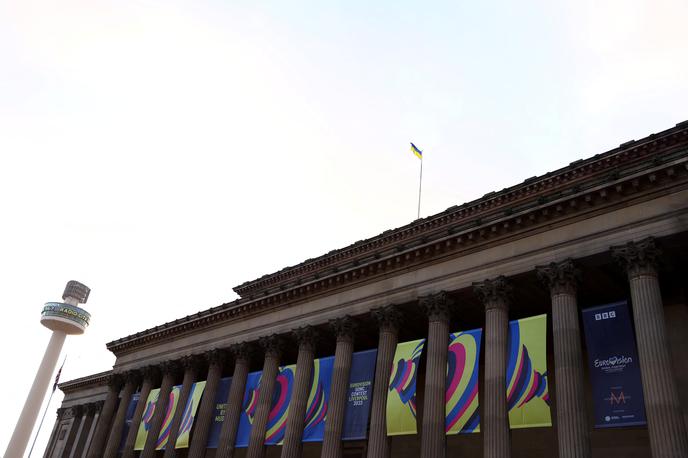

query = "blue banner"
[207,377,232,448]
[342,349,377,441]
[235,371,262,448]
[118,393,140,451]
[582,301,646,428]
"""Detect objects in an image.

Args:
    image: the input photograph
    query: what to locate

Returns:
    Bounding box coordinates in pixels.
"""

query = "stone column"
[420,291,453,458]
[86,374,123,458]
[612,238,688,458]
[188,349,227,458]
[142,362,179,458]
[282,326,319,458]
[122,366,160,458]
[44,408,65,458]
[164,355,201,458]
[218,343,252,458]
[366,305,402,458]
[321,316,357,458]
[247,335,283,458]
[71,403,98,458]
[474,276,511,458]
[82,401,103,458]
[63,405,84,457]
[103,372,140,458]
[537,260,591,458]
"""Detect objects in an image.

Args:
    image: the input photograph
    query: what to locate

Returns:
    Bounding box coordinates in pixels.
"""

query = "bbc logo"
[595,311,617,320]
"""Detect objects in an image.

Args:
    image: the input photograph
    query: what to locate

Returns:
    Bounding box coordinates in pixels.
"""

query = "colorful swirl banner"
[265,364,295,445]
[155,385,182,450]
[134,388,160,450]
[303,356,334,442]
[235,371,262,448]
[506,314,552,429]
[445,328,482,434]
[175,381,207,448]
[386,338,426,436]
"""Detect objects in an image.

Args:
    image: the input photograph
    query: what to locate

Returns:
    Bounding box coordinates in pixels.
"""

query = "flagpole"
[417,155,423,219]
[28,355,66,458]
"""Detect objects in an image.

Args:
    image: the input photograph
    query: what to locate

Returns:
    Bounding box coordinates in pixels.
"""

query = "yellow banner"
[386,338,425,436]
[506,314,552,428]
[155,385,181,450]
[175,381,207,448]
[134,388,160,450]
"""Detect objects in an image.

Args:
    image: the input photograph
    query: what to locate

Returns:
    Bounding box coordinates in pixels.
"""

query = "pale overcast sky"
[1,0,687,454]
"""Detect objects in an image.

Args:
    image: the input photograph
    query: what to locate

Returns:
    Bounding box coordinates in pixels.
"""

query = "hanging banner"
[303,356,335,442]
[118,393,140,452]
[582,301,646,428]
[446,328,482,435]
[507,314,552,429]
[342,349,377,441]
[175,381,207,448]
[235,371,262,448]
[206,377,233,448]
[386,338,426,436]
[265,364,296,445]
[155,385,182,450]
[134,388,160,450]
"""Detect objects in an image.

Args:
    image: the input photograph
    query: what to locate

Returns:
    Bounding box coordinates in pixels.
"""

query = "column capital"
[259,334,284,359]
[160,360,181,377]
[371,304,403,332]
[230,342,253,363]
[536,259,580,296]
[180,354,204,374]
[56,407,67,419]
[73,404,84,417]
[473,276,511,311]
[206,348,228,368]
[85,402,99,416]
[107,373,125,390]
[329,316,357,343]
[94,400,105,411]
[419,290,453,322]
[611,237,661,277]
[142,365,161,384]
[292,325,319,352]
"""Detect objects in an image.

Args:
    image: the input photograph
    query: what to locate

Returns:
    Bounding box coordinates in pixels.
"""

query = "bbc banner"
[386,338,426,436]
[342,349,377,441]
[303,357,335,442]
[507,314,552,429]
[155,385,182,449]
[134,388,161,450]
[175,381,207,448]
[206,377,232,448]
[582,301,646,428]
[235,371,263,448]
[446,328,482,434]
[265,364,296,445]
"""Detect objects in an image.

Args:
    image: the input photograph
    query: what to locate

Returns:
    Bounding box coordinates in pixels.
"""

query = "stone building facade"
[46,121,688,458]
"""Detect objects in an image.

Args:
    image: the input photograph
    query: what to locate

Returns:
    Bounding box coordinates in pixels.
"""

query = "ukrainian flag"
[410,142,423,160]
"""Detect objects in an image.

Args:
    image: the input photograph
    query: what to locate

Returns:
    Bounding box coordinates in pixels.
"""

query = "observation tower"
[4,281,91,458]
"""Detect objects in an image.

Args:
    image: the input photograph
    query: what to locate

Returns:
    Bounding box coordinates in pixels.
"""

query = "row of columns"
[44,401,103,458]
[76,236,685,458]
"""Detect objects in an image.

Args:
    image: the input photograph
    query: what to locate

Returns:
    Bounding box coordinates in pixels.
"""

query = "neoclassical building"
[46,121,688,458]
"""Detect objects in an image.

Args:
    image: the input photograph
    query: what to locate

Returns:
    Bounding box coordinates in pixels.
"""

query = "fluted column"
[474,276,511,458]
[44,408,65,458]
[82,401,103,457]
[218,343,253,458]
[247,335,283,458]
[321,317,357,458]
[612,238,688,458]
[366,305,402,458]
[122,366,160,458]
[189,349,227,458]
[63,405,84,456]
[103,371,140,458]
[142,362,179,458]
[71,402,98,458]
[420,291,453,458]
[537,260,591,458]
[86,374,123,458]
[164,356,202,458]
[282,326,319,458]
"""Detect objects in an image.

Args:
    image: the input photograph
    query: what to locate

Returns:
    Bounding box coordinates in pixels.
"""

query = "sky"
[1,0,687,454]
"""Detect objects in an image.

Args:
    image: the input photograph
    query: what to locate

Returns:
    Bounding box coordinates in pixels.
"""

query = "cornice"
[233,121,688,298]
[59,370,112,394]
[106,123,688,356]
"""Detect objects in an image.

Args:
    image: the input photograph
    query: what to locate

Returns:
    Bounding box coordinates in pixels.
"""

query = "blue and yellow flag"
[410,143,423,160]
